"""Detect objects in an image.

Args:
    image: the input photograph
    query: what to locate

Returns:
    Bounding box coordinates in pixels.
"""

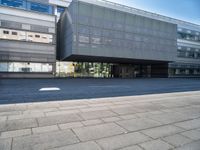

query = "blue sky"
[108,0,200,25]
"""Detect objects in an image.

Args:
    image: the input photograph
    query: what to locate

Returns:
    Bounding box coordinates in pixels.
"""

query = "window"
[57,6,65,13]
[0,62,53,72]
[29,2,53,14]
[0,28,52,43]
[3,30,9,34]
[1,0,25,8]
[35,35,40,38]
[12,32,18,35]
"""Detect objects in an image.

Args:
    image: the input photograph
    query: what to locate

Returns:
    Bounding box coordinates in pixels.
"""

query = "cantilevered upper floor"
[57,0,178,63]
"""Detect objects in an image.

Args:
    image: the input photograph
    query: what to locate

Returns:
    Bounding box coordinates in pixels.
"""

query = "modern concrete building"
[0,0,70,78]
[57,0,200,78]
[0,0,200,78]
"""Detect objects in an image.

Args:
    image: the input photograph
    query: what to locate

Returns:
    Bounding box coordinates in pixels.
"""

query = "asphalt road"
[0,78,200,104]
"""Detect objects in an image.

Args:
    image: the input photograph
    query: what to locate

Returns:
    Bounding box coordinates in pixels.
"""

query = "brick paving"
[0,91,200,150]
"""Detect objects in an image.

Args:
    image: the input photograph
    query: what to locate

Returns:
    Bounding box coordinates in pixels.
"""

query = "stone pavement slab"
[162,134,192,147]
[12,130,79,150]
[0,129,31,138]
[0,138,12,150]
[37,113,82,126]
[50,141,102,150]
[174,118,200,130]
[119,145,143,150]
[116,118,162,132]
[80,110,117,120]
[139,139,174,150]
[141,125,184,139]
[73,123,126,141]
[0,118,37,132]
[180,130,200,140]
[96,132,150,150]
[174,140,200,150]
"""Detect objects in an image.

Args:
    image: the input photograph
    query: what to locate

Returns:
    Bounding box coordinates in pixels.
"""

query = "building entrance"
[111,64,151,78]
[56,62,168,78]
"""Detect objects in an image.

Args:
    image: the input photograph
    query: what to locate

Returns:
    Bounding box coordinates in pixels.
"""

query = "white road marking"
[39,87,60,91]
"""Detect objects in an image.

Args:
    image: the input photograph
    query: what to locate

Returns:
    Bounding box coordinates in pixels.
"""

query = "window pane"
[0,62,8,72]
[1,0,25,8]
[28,2,53,14]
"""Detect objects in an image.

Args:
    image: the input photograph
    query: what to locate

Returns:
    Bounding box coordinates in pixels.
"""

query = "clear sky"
[108,0,200,25]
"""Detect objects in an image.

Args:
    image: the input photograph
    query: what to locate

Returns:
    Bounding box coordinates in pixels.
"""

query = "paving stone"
[175,118,200,130]
[59,105,88,110]
[80,110,117,120]
[111,106,142,115]
[8,112,45,120]
[101,116,121,122]
[73,123,126,141]
[37,114,83,126]
[116,118,162,132]
[162,134,192,147]
[174,140,200,150]
[50,141,102,150]
[12,130,79,150]
[0,138,12,150]
[59,122,83,129]
[139,139,174,150]
[45,110,80,116]
[0,129,31,138]
[80,107,109,112]
[96,132,150,150]
[0,116,7,121]
[119,114,138,120]
[180,130,200,140]
[32,125,59,134]
[0,111,21,116]
[119,145,143,150]
[141,125,183,139]
[148,112,190,124]
[82,119,103,126]
[0,118,38,132]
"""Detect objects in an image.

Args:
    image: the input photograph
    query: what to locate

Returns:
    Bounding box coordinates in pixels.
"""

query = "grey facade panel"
[0,40,55,63]
[58,1,177,62]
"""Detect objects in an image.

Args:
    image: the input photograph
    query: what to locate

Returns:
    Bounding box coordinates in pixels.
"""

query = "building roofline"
[76,0,200,30]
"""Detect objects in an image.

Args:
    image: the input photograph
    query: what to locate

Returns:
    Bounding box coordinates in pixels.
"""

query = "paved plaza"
[0,89,200,149]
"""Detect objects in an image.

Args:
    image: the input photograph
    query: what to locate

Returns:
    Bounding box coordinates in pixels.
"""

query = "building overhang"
[63,55,172,64]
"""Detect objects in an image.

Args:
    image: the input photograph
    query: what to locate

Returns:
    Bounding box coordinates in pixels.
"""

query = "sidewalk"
[0,91,200,150]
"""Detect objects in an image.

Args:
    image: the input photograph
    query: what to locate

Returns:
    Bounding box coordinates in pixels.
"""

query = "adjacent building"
[0,0,70,78]
[0,0,200,78]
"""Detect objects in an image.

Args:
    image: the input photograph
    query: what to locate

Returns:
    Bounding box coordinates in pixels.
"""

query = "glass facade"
[0,62,53,72]
[177,46,200,59]
[0,0,53,14]
[169,63,200,76]
[56,62,112,78]
[178,30,200,42]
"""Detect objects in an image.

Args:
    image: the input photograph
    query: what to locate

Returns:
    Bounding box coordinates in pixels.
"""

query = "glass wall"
[0,0,53,14]
[0,62,52,72]
[177,46,200,59]
[178,32,200,42]
[169,63,200,76]
[1,0,25,8]
[56,61,112,78]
